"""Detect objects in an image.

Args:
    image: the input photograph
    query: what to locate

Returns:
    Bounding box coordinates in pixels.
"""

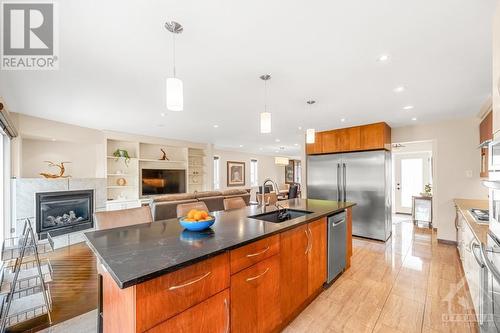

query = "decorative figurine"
[160,148,169,161]
[39,161,71,179]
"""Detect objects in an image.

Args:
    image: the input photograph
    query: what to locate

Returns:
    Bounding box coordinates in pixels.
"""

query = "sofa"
[151,189,251,221]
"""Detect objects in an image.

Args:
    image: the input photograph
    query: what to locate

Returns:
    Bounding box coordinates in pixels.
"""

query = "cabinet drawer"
[136,253,230,332]
[231,255,281,333]
[145,289,230,333]
[230,235,280,274]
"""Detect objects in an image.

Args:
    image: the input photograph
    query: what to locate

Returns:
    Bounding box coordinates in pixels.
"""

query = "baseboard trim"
[437,238,457,246]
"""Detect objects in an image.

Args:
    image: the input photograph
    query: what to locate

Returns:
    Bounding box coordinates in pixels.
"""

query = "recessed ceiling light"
[274,150,279,153]
[403,105,414,110]
[213,124,219,128]
[239,144,244,148]
[294,143,299,147]
[259,147,263,151]
[340,118,346,123]
[377,54,390,62]
[411,117,417,121]
[51,138,56,142]
[275,139,280,143]
[298,126,302,130]
[160,112,166,117]
[393,86,405,93]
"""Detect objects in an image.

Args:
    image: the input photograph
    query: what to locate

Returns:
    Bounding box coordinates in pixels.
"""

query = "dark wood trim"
[437,238,457,246]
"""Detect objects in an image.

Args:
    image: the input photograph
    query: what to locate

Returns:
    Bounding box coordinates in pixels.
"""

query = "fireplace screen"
[36,190,94,239]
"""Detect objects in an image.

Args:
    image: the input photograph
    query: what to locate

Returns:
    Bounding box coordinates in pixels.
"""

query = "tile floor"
[285,215,478,333]
[48,215,477,333]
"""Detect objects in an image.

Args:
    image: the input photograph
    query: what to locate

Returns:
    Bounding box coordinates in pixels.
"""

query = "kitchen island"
[85,198,355,333]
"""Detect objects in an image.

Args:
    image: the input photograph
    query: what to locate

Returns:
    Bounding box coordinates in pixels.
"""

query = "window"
[293,160,301,184]
[213,156,220,190]
[250,159,258,186]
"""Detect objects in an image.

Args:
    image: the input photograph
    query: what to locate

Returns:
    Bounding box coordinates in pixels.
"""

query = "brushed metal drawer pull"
[168,271,211,291]
[304,229,310,254]
[246,246,270,258]
[245,268,270,282]
[224,297,230,333]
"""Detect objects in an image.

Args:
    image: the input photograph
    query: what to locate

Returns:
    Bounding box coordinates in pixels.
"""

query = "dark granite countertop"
[84,198,355,288]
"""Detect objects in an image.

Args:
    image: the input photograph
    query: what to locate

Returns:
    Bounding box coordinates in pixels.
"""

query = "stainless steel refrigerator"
[307,150,392,241]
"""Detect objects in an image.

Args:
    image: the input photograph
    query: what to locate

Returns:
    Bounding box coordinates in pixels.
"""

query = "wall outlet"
[465,170,473,178]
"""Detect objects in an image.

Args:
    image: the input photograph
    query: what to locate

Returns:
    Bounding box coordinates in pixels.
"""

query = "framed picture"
[285,160,294,184]
[227,161,245,186]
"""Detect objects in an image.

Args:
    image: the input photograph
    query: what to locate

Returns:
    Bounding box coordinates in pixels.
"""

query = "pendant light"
[306,100,316,144]
[259,74,272,134]
[165,21,183,111]
[275,156,289,166]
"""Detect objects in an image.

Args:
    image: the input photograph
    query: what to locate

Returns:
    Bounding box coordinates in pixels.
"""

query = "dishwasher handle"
[332,218,345,227]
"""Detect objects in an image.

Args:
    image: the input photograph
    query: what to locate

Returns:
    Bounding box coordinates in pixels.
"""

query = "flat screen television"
[141,169,186,195]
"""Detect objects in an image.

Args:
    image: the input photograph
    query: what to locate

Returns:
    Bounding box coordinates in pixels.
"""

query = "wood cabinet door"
[145,289,230,333]
[307,218,327,296]
[231,255,281,333]
[360,123,385,150]
[337,127,361,152]
[321,130,339,153]
[135,253,229,332]
[305,132,323,154]
[280,225,309,320]
[480,111,493,143]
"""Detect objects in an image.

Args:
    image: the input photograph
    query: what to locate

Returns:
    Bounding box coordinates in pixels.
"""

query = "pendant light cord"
[264,79,268,113]
[172,34,176,78]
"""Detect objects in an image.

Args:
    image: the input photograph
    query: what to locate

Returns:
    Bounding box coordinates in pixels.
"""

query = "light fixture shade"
[166,77,183,111]
[306,128,315,144]
[260,112,271,134]
[275,156,289,166]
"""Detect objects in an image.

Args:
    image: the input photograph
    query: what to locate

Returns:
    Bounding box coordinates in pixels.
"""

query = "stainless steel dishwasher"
[327,211,347,284]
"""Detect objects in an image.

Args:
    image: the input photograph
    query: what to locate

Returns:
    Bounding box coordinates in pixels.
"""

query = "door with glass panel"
[394,153,432,214]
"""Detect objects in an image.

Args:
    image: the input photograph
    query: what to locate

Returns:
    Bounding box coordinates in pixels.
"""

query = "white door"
[394,153,431,214]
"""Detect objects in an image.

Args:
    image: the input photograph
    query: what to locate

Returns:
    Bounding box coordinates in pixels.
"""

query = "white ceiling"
[0,0,496,156]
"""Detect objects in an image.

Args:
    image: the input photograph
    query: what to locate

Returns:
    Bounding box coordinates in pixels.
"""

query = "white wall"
[11,113,210,182]
[11,113,105,178]
[392,116,488,241]
[213,149,288,199]
[21,139,101,178]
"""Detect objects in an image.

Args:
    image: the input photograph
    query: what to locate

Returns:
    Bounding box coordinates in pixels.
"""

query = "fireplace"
[36,190,94,239]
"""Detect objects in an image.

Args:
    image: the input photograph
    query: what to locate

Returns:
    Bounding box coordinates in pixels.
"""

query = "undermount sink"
[248,209,313,223]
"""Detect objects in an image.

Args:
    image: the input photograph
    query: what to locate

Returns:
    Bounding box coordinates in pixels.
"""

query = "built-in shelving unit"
[105,139,140,204]
[188,148,206,193]
[104,138,208,208]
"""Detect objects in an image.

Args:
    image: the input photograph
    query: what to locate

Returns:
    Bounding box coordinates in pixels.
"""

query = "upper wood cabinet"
[480,110,493,178]
[359,123,391,151]
[306,122,391,155]
[480,111,493,144]
[306,131,323,154]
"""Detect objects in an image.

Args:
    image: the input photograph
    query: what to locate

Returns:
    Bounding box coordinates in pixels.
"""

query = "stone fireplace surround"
[13,178,106,248]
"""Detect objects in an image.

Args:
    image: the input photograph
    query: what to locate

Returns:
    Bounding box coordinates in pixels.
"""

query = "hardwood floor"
[7,242,97,333]
[284,215,479,333]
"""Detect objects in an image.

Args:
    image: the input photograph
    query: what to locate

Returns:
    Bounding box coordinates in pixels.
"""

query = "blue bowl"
[179,216,215,231]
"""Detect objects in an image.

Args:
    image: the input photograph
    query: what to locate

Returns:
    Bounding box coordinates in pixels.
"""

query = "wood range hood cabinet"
[306,122,391,155]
